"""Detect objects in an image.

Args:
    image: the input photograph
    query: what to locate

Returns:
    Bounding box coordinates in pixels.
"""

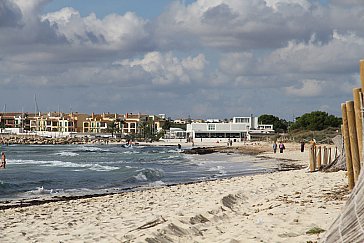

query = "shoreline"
[0,142,349,242]
[0,142,303,210]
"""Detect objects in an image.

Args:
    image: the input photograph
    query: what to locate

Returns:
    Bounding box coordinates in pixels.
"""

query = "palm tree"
[106,121,120,138]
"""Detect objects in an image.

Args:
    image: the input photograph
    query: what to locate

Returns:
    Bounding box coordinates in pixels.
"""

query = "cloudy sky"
[0,0,363,120]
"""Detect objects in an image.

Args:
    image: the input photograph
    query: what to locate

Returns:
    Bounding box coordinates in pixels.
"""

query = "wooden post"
[309,145,315,172]
[323,146,327,165]
[317,146,322,169]
[313,145,317,169]
[353,88,363,161]
[360,59,364,164]
[346,101,361,183]
[328,147,332,164]
[341,107,354,190]
[335,147,338,160]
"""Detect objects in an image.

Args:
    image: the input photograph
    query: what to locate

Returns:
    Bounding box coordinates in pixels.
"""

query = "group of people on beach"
[273,141,307,154]
[272,141,285,153]
[0,152,6,169]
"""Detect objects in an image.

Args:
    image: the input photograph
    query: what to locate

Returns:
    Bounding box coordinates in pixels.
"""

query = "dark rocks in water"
[183,147,217,155]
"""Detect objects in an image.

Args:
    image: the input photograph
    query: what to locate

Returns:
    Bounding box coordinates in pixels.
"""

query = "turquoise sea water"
[0,144,272,201]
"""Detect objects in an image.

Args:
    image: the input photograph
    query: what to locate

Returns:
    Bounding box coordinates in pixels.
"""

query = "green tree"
[106,122,118,137]
[162,118,171,130]
[138,118,159,141]
[289,111,341,131]
[258,114,288,133]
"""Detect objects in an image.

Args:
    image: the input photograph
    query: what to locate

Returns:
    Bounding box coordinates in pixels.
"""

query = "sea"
[0,144,275,202]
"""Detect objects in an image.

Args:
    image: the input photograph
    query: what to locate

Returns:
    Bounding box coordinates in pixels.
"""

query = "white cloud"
[217,30,364,79]
[12,0,50,16]
[42,8,149,48]
[119,52,207,85]
[0,0,22,27]
[154,0,330,50]
[265,0,311,11]
[285,79,324,97]
[219,52,254,76]
[2,0,364,118]
[260,31,364,74]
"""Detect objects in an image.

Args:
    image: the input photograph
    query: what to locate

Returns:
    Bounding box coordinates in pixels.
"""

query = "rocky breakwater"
[0,135,122,145]
[183,144,269,155]
[183,147,217,155]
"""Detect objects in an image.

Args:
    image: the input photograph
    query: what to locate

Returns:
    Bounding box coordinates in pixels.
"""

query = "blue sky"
[44,0,196,18]
[1,0,363,120]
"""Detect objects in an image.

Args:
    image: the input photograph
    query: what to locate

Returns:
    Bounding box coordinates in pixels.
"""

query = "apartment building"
[123,113,146,134]
[1,111,166,137]
[82,113,124,134]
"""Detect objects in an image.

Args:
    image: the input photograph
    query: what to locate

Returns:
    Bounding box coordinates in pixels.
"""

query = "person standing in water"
[0,152,6,169]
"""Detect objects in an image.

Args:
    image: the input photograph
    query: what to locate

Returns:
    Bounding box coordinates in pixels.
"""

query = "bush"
[290,111,341,131]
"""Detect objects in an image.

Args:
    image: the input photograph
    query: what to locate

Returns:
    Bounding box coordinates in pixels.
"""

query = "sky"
[0,0,363,120]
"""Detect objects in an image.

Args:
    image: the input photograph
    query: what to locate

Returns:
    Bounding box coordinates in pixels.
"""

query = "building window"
[235,118,250,123]
[195,133,209,138]
[208,124,216,130]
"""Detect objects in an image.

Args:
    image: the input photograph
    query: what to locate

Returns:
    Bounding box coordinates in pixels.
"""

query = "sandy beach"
[0,142,349,242]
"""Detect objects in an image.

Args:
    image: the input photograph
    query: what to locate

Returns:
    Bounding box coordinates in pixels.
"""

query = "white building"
[186,116,274,142]
[173,119,187,125]
[165,128,186,139]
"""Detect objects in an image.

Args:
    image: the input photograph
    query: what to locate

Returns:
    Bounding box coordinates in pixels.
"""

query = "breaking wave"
[125,168,165,183]
[54,151,79,157]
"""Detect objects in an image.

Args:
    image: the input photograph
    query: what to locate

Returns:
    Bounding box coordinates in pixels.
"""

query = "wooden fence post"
[341,105,354,190]
[328,147,332,164]
[353,88,363,161]
[313,145,317,170]
[323,146,327,165]
[317,146,322,169]
[360,59,364,164]
[309,145,315,172]
[346,101,361,183]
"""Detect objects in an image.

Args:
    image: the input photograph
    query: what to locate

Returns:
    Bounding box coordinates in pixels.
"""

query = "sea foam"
[54,151,79,157]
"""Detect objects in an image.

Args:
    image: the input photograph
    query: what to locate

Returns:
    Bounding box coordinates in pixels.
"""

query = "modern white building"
[164,128,186,139]
[186,116,274,142]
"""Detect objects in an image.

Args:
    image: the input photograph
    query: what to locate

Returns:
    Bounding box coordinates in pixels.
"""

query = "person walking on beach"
[273,142,277,153]
[0,152,6,169]
[279,142,285,153]
[300,141,305,152]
